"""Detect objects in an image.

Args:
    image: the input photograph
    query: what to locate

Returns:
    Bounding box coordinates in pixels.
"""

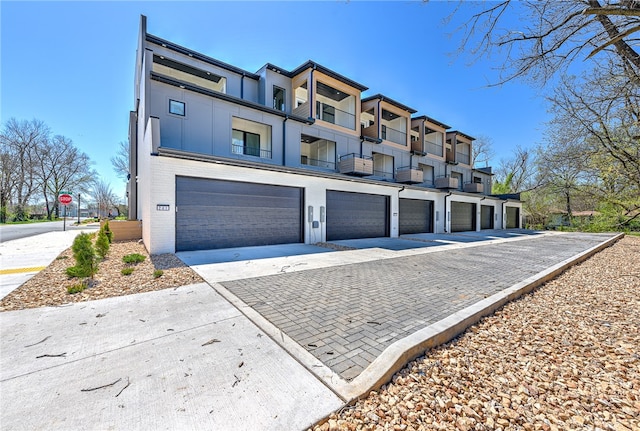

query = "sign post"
[58,193,73,232]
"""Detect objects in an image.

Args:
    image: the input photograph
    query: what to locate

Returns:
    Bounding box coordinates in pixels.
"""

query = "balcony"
[339,153,373,176]
[316,101,356,129]
[396,166,424,184]
[232,144,272,159]
[463,182,484,193]
[456,151,471,165]
[435,176,459,189]
[381,125,407,146]
[301,156,336,170]
[425,140,443,157]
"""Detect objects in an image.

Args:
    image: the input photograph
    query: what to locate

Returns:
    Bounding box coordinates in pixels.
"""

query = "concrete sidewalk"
[0,228,97,299]
[0,283,341,431]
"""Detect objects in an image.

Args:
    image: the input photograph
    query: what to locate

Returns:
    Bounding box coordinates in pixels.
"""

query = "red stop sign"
[58,194,72,205]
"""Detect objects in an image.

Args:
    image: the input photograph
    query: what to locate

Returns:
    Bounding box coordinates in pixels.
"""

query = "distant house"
[547,210,600,228]
[128,15,523,254]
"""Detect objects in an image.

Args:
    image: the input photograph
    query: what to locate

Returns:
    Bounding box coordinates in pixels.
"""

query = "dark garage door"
[481,205,494,230]
[176,176,303,251]
[451,201,476,232]
[399,198,433,235]
[506,206,520,229]
[326,190,389,241]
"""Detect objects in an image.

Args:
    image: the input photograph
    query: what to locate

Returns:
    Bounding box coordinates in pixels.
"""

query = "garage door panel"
[176,177,302,251]
[451,201,475,232]
[326,191,389,241]
[481,205,494,230]
[399,198,433,235]
[506,207,520,229]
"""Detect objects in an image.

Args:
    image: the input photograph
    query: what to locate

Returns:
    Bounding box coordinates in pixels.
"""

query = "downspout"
[309,65,316,121]
[240,73,245,99]
[444,192,452,233]
[377,99,382,139]
[282,115,288,166]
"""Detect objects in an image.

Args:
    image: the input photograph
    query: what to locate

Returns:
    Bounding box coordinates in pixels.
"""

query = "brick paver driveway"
[221,232,616,380]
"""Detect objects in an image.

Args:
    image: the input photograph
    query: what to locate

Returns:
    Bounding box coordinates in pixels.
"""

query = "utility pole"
[77,193,81,224]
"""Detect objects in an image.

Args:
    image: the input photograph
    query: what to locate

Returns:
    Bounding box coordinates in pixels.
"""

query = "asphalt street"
[0,219,92,242]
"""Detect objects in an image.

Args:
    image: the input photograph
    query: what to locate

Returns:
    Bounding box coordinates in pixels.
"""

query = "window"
[169,99,185,116]
[232,130,261,157]
[231,117,272,159]
[273,86,285,111]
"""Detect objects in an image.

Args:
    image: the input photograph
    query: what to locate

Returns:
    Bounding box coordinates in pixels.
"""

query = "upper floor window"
[273,86,286,111]
[300,134,336,170]
[152,54,226,94]
[169,99,185,116]
[231,117,272,159]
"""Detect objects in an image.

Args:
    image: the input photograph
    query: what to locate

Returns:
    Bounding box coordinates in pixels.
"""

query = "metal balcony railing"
[425,141,443,157]
[301,156,336,170]
[381,125,407,146]
[456,151,471,165]
[316,102,356,129]
[232,144,272,159]
[373,169,395,180]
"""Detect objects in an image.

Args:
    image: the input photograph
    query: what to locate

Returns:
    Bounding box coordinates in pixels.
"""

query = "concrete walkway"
[0,229,622,430]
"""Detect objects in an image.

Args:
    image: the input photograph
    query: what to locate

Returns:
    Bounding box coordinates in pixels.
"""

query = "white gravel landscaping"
[314,235,639,431]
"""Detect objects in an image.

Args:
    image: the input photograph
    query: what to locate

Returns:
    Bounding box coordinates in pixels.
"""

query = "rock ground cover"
[0,240,203,311]
[313,235,640,431]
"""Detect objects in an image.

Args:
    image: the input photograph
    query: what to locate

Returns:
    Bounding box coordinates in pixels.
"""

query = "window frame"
[169,99,186,117]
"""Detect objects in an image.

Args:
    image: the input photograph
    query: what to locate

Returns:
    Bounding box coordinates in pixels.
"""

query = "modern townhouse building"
[128,15,522,254]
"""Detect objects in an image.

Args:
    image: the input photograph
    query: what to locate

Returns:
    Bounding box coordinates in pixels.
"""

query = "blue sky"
[1,1,549,199]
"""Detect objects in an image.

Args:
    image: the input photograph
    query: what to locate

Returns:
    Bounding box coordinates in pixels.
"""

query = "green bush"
[95,229,110,259]
[67,281,87,294]
[66,233,97,278]
[123,253,146,264]
[121,267,134,276]
[153,269,163,278]
[101,220,113,243]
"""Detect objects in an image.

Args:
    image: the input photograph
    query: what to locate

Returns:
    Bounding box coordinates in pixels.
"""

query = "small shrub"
[153,269,164,278]
[121,267,134,276]
[67,281,87,294]
[101,220,113,243]
[68,233,97,278]
[123,253,146,264]
[95,229,110,259]
[56,255,69,260]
